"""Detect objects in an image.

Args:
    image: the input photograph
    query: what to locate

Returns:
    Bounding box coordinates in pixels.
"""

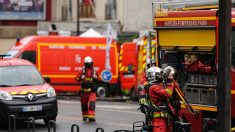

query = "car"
[0,56,58,125]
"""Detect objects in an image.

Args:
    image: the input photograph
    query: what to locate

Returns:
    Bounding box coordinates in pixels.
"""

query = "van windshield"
[5,50,19,58]
[0,66,44,87]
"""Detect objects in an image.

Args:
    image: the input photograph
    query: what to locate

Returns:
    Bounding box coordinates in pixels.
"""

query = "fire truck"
[6,36,119,97]
[152,2,235,131]
[119,31,157,100]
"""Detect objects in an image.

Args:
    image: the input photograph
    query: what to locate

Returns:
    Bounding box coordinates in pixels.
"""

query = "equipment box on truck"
[6,36,119,97]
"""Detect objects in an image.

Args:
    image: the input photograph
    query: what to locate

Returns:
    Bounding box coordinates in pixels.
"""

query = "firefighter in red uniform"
[146,67,175,132]
[75,56,98,122]
[138,59,156,98]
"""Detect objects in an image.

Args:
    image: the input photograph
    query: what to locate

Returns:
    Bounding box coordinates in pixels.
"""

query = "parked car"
[0,56,57,125]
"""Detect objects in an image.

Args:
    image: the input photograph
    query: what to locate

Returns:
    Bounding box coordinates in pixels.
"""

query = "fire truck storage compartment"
[200,88,216,105]
[183,85,200,104]
[184,83,217,106]
[188,72,217,85]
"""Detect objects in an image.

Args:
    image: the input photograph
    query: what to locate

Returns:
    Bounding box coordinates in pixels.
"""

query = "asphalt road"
[0,98,144,132]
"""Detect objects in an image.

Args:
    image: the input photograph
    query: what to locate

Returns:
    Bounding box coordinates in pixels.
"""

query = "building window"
[105,0,117,20]
[80,0,95,18]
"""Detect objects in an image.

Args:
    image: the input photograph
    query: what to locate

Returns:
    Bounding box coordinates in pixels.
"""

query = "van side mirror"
[44,77,51,83]
[127,64,134,73]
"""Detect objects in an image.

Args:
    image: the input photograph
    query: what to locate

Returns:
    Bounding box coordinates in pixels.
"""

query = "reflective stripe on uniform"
[165,88,173,95]
[83,115,89,118]
[153,112,168,118]
[82,88,91,92]
[88,115,95,118]
[85,78,93,81]
[139,98,148,105]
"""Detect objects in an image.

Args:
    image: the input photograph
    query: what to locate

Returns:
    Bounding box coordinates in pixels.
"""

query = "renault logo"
[27,93,34,101]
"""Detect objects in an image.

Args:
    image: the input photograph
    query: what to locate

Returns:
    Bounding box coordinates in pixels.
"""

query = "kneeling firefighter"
[145,67,177,132]
[75,56,98,122]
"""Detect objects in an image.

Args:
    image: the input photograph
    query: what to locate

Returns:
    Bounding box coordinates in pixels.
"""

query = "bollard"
[71,124,79,132]
[113,130,131,132]
[8,115,16,132]
[48,120,56,132]
[27,117,35,132]
[96,128,104,132]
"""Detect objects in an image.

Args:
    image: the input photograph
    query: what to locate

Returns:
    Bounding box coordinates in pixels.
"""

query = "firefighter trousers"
[80,91,96,119]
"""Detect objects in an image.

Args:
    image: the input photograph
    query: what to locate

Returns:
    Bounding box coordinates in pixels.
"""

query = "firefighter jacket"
[148,82,175,118]
[75,66,98,92]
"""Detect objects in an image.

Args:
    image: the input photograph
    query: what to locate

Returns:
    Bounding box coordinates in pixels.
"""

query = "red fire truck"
[152,2,235,131]
[119,33,157,100]
[6,36,119,97]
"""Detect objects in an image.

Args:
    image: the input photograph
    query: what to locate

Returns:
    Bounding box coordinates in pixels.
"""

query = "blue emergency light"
[0,54,11,59]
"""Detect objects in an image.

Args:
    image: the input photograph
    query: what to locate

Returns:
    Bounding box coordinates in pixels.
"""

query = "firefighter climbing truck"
[152,2,235,131]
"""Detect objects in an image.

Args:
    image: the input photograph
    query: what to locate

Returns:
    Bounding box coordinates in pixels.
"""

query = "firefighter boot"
[88,117,96,122]
[83,117,88,121]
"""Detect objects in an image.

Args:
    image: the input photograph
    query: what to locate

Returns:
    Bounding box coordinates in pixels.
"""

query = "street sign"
[101,70,112,82]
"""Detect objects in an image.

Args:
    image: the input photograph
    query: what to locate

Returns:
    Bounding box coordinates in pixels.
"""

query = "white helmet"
[146,67,163,82]
[163,66,176,80]
[84,56,93,68]
[146,59,157,70]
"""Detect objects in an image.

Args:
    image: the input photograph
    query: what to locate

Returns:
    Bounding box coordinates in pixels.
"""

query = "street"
[0,98,144,132]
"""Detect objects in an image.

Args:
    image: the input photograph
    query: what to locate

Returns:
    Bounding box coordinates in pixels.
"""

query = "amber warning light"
[15,38,22,46]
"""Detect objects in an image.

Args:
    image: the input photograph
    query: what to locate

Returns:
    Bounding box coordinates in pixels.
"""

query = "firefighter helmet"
[163,66,177,80]
[146,59,157,70]
[84,56,93,68]
[146,67,163,82]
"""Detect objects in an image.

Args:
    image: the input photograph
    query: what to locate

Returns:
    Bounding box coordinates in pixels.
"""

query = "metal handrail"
[96,128,104,132]
[8,115,16,132]
[71,124,79,132]
[48,120,56,132]
[27,117,35,132]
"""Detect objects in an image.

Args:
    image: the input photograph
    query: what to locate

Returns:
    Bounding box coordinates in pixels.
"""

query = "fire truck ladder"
[146,31,157,66]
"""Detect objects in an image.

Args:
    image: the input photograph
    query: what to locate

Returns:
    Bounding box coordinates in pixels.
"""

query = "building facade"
[0,0,161,38]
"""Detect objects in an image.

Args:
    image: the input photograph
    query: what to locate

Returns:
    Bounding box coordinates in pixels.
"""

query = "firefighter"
[146,67,175,132]
[75,56,98,122]
[138,59,156,97]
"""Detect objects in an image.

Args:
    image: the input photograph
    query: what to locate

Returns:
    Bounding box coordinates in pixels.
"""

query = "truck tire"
[96,84,108,97]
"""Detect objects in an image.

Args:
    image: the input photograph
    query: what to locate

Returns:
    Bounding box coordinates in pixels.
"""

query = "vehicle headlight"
[47,88,56,98]
[0,91,12,100]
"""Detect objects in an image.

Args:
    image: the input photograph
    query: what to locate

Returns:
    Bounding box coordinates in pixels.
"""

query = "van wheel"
[96,84,107,97]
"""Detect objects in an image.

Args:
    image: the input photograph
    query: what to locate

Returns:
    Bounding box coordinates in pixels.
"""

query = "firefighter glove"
[137,85,144,91]
[81,75,85,79]
[93,74,98,79]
